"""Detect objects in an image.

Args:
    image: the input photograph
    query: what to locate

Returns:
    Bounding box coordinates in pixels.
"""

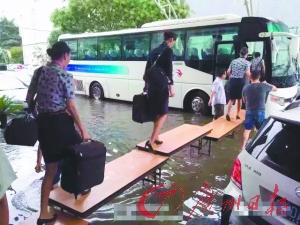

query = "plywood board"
[205,110,245,140]
[136,124,212,155]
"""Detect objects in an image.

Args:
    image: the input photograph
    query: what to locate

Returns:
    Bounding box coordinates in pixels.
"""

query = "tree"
[48,29,63,46]
[51,0,190,33]
[0,17,22,49]
[0,48,10,64]
[9,47,23,64]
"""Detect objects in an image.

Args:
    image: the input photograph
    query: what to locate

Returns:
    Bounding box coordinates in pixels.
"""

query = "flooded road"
[0,96,245,225]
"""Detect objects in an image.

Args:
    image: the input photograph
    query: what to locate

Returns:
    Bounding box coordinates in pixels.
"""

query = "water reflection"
[1,96,243,225]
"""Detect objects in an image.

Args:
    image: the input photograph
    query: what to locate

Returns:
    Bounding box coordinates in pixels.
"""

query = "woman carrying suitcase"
[26,41,90,225]
[143,31,176,151]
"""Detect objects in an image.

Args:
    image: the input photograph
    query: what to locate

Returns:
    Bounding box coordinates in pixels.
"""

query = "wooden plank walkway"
[205,112,245,141]
[21,111,245,222]
[196,110,246,155]
[136,124,212,155]
[49,150,168,217]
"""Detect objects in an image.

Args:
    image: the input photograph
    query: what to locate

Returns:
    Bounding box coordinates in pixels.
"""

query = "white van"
[221,101,300,225]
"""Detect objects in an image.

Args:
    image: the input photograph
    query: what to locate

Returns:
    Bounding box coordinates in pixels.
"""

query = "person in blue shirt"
[27,41,90,225]
[226,47,251,121]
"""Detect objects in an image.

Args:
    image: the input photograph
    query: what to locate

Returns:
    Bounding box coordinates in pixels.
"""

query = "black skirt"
[228,78,245,100]
[37,112,82,163]
[147,67,169,117]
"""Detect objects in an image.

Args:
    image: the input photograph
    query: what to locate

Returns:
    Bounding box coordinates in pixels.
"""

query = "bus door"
[214,40,266,79]
[213,41,237,78]
[244,40,266,80]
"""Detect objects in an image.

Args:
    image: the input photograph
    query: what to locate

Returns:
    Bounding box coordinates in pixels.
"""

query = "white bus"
[59,14,299,115]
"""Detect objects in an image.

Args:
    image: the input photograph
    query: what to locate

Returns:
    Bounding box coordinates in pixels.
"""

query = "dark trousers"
[214,104,225,120]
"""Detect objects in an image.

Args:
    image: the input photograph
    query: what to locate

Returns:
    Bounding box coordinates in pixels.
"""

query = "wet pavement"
[0,96,246,225]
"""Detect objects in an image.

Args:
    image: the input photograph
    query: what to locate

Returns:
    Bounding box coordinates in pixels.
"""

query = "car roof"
[272,101,300,126]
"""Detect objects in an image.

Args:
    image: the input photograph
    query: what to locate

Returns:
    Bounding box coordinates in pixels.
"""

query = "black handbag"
[4,113,38,146]
[132,93,153,123]
[143,47,167,86]
[61,140,107,199]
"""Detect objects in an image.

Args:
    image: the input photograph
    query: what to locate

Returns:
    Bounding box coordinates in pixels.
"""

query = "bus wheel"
[187,91,210,115]
[89,82,103,100]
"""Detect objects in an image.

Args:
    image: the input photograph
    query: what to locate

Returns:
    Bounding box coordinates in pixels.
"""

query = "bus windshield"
[271,35,297,88]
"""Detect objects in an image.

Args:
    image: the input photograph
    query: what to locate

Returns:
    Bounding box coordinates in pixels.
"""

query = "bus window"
[271,36,297,88]
[123,34,150,61]
[98,37,121,61]
[215,43,236,75]
[151,30,185,61]
[186,29,215,73]
[151,32,162,49]
[65,39,78,60]
[186,27,238,73]
[78,38,97,60]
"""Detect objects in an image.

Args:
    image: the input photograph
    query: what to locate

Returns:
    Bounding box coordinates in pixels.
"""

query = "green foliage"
[0,48,10,64]
[48,29,63,46]
[0,17,22,49]
[9,46,23,64]
[51,0,190,33]
[0,17,23,64]
[0,95,24,116]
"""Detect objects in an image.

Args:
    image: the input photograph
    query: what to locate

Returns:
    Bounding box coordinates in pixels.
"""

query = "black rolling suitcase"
[4,114,38,146]
[61,140,106,199]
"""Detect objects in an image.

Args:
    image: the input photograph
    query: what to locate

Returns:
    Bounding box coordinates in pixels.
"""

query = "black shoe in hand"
[145,140,155,152]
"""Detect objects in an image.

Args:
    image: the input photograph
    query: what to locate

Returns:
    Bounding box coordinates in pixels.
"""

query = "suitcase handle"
[82,139,93,144]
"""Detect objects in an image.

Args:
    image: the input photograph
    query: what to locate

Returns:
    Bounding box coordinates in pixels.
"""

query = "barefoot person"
[143,31,176,151]
[26,41,90,225]
[0,149,16,225]
[226,47,251,121]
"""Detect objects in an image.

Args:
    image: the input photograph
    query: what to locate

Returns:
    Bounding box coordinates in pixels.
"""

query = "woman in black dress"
[226,47,251,121]
[144,31,176,151]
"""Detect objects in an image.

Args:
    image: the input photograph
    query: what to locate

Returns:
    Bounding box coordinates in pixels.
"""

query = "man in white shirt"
[208,70,227,119]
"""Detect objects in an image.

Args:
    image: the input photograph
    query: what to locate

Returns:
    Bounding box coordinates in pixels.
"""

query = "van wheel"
[187,91,210,115]
[89,82,103,100]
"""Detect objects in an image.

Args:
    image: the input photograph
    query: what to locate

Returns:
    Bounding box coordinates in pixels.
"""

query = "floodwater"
[0,96,245,225]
